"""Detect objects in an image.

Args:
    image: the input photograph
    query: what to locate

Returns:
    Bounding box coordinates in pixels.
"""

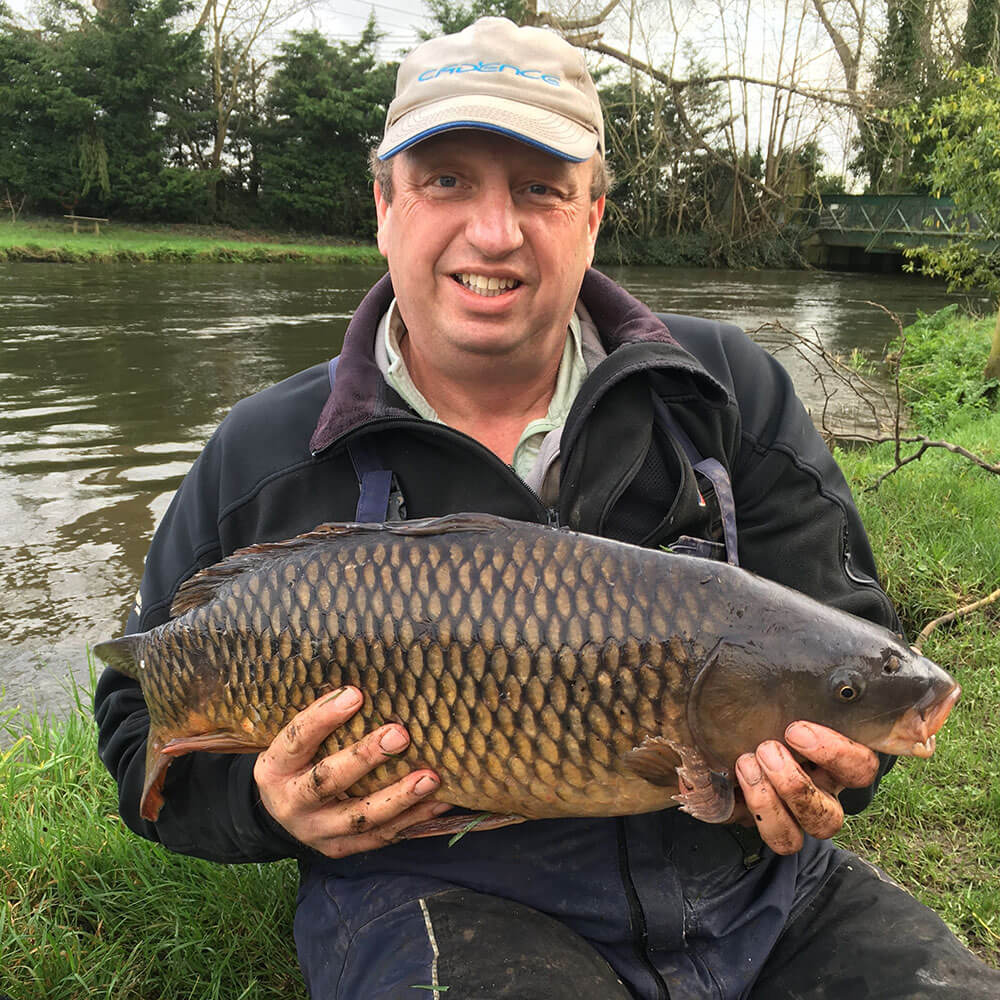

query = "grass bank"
[833,306,999,962]
[0,217,384,265]
[2,308,998,996]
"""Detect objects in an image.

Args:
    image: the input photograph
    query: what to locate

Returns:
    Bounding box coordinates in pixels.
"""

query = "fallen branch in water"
[751,305,1000,490]
[914,587,1000,651]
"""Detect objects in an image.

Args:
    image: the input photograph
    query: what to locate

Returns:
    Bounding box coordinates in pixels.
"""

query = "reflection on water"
[0,260,977,719]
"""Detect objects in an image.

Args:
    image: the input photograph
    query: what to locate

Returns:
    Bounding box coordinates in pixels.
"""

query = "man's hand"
[254,686,450,858]
[733,721,880,855]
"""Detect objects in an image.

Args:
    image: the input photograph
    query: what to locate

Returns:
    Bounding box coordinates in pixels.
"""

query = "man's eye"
[527,183,550,195]
[435,175,457,188]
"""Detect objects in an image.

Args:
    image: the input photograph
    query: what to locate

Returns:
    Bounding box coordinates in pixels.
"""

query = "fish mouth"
[871,684,961,758]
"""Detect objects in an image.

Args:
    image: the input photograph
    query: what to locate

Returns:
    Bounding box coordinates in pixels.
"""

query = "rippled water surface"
[0,261,975,718]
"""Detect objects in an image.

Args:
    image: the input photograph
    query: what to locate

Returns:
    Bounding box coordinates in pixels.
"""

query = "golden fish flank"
[95,513,960,834]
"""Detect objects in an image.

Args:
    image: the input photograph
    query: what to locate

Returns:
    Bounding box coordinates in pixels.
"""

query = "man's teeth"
[456,273,519,297]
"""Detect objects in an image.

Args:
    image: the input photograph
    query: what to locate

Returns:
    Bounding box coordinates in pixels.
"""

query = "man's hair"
[369,146,613,205]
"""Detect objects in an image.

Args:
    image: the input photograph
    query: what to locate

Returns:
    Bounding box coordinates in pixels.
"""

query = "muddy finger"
[313,775,449,857]
[298,723,414,804]
[736,752,804,855]
[756,741,845,842]
[332,769,443,834]
[259,686,363,777]
[784,722,880,788]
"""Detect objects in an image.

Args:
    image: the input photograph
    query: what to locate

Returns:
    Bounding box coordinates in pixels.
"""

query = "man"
[95,17,999,999]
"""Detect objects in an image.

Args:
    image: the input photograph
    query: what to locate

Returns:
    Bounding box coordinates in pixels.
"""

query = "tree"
[421,0,525,36]
[0,21,95,214]
[963,0,1000,68]
[256,19,394,236]
[191,0,316,210]
[598,65,724,247]
[852,0,938,192]
[902,66,1000,380]
[51,0,210,219]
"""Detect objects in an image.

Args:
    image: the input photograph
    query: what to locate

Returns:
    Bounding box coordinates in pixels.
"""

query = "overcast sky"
[3,0,855,174]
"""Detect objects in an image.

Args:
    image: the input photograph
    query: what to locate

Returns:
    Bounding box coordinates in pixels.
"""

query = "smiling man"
[371,129,603,467]
[95,16,1000,1000]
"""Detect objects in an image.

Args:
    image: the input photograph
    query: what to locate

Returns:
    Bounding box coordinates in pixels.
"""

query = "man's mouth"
[454,273,521,297]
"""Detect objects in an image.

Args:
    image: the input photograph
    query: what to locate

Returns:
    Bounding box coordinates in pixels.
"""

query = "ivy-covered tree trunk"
[963,0,1000,68]
[987,310,1000,381]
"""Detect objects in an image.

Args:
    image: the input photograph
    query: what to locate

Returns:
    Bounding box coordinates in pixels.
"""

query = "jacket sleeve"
[718,327,899,813]
[93,423,308,863]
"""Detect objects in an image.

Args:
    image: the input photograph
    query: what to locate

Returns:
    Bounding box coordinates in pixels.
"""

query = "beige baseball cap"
[377,16,604,162]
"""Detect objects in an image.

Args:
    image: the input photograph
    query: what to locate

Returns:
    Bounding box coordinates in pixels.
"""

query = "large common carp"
[95,513,959,831]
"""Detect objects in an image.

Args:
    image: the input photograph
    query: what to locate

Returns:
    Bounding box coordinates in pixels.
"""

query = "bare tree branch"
[809,0,861,91]
[581,38,872,114]
[752,305,1000,490]
[532,0,620,32]
[915,587,1000,650]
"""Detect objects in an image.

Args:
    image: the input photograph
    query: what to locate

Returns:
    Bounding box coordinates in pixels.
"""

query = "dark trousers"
[294,852,1000,999]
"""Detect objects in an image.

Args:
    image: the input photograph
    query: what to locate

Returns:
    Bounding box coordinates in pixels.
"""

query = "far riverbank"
[0,218,385,265]
[1,216,803,269]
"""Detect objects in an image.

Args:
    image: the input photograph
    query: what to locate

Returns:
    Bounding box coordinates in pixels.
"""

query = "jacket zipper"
[616,818,670,1000]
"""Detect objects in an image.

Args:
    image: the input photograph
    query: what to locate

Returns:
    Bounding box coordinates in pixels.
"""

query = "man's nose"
[466,188,524,257]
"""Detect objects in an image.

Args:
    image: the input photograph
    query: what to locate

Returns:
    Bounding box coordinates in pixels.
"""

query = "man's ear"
[374,182,390,258]
[587,195,605,267]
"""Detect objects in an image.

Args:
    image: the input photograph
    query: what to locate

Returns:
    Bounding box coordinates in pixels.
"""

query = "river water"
[0,261,979,720]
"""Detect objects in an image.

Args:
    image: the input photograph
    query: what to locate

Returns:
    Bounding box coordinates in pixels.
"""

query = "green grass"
[1,677,304,1000]
[890,304,999,431]
[832,311,1000,962]
[834,417,1000,963]
[0,217,384,265]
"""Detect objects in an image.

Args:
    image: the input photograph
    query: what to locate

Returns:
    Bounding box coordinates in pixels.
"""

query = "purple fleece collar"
[310,268,694,455]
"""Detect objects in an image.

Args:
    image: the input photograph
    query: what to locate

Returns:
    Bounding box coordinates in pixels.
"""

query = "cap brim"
[377,94,598,162]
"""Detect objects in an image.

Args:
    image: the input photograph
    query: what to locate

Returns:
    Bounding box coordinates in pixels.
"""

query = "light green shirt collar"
[375,299,590,481]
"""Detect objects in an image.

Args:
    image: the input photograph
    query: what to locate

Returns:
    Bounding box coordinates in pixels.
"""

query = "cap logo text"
[418,61,561,86]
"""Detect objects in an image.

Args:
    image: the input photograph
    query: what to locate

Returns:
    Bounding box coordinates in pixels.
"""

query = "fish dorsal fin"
[169,513,512,618]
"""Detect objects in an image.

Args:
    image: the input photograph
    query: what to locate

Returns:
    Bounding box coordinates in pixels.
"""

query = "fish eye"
[830,670,866,703]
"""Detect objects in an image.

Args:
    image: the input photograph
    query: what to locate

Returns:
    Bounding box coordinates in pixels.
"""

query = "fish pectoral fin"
[623,736,683,787]
[624,736,734,823]
[399,811,527,841]
[671,745,735,825]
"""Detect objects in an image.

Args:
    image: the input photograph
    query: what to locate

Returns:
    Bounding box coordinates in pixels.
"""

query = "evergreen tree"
[257,18,394,236]
[55,0,208,219]
[0,20,95,214]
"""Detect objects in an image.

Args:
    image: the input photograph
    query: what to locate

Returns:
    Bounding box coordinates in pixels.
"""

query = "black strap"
[327,357,406,523]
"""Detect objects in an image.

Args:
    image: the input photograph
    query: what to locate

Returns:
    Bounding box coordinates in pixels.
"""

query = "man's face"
[374,130,604,371]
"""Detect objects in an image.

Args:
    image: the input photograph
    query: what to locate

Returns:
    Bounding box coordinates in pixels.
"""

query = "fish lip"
[870,683,961,758]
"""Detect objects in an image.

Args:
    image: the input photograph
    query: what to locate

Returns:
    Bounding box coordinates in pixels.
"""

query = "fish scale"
[96,512,960,832]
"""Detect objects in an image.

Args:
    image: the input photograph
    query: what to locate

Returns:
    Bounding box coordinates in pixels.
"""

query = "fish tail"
[93,635,144,682]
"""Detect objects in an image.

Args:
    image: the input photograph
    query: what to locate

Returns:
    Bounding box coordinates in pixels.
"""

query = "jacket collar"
[309,268,726,455]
